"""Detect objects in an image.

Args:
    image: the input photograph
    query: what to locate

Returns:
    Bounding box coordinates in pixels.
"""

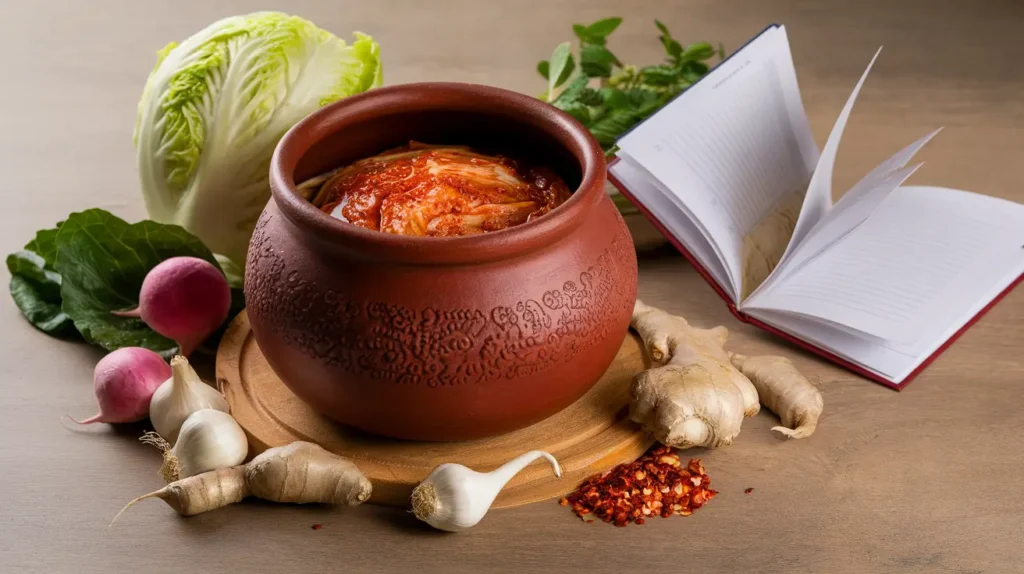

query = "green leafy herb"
[679,42,715,62]
[581,45,618,77]
[586,17,623,38]
[639,65,680,86]
[589,109,642,147]
[547,42,575,98]
[9,209,247,355]
[25,223,62,265]
[7,222,78,337]
[51,209,222,358]
[6,250,77,337]
[537,18,724,156]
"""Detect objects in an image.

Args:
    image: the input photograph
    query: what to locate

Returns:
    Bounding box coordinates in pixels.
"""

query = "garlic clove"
[142,409,248,483]
[173,409,248,480]
[148,355,229,445]
[411,450,561,532]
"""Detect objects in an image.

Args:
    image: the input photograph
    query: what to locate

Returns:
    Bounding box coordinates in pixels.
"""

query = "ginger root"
[114,466,249,520]
[114,441,371,521]
[629,300,759,448]
[629,300,823,448]
[245,441,372,505]
[730,353,823,439]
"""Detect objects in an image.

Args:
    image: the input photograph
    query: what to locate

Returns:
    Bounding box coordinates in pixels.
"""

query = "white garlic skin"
[172,409,248,479]
[417,464,493,532]
[149,355,228,444]
[411,450,562,532]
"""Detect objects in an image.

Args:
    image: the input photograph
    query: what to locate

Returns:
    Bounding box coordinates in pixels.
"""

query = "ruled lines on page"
[617,25,818,303]
[745,160,925,303]
[609,157,734,294]
[772,48,884,271]
[660,60,809,234]
[756,186,1024,344]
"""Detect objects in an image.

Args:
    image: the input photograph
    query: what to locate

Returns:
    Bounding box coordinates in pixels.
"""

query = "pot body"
[244,83,638,441]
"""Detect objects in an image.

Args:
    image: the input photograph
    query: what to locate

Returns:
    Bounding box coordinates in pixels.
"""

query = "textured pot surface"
[245,83,638,441]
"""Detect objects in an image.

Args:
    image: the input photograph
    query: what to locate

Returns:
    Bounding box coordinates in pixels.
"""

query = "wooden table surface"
[2,1,1022,572]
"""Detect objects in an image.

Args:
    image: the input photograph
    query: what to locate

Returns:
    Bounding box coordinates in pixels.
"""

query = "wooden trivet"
[216,311,654,508]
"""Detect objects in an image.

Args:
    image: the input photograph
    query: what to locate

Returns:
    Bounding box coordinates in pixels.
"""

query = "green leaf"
[216,254,245,290]
[640,65,681,86]
[581,44,622,78]
[588,108,641,146]
[7,251,77,337]
[681,60,710,82]
[600,87,630,110]
[53,209,221,358]
[553,75,590,107]
[578,87,604,106]
[548,42,574,95]
[537,60,550,80]
[680,42,716,62]
[557,56,576,88]
[583,45,621,66]
[25,224,63,266]
[588,104,609,124]
[654,19,670,36]
[663,38,684,61]
[581,60,612,78]
[558,101,592,124]
[572,23,607,46]
[622,87,655,108]
[586,17,623,38]
[8,221,78,337]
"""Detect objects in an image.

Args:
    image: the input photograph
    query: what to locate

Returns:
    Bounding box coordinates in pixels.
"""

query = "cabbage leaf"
[135,12,382,279]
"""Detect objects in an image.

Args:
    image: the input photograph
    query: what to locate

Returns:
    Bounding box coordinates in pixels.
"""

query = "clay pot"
[245,83,638,441]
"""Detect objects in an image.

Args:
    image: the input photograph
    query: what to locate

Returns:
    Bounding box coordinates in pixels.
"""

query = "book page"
[746,252,1022,384]
[770,48,884,273]
[748,252,1023,383]
[837,129,941,209]
[609,156,733,297]
[746,162,923,302]
[745,129,941,305]
[617,25,818,303]
[740,188,806,300]
[751,186,1024,343]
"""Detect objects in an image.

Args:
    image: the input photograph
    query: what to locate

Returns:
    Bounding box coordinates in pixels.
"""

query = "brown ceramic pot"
[245,83,638,441]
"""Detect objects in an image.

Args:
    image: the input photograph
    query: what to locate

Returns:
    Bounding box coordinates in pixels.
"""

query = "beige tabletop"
[2,1,1023,572]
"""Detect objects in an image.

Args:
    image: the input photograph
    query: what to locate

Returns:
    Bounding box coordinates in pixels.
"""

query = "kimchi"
[306,142,572,236]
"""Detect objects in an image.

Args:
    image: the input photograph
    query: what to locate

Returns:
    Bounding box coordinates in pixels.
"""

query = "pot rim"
[269,82,606,265]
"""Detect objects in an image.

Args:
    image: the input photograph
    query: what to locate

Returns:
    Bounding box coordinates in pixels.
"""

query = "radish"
[70,347,171,425]
[113,257,231,356]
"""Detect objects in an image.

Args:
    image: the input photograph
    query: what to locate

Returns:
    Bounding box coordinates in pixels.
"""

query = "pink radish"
[70,347,170,425]
[113,257,231,356]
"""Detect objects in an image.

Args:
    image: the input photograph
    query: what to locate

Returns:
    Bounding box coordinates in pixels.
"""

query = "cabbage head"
[135,12,382,283]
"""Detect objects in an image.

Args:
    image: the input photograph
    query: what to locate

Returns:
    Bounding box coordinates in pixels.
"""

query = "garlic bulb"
[149,355,229,444]
[410,450,562,532]
[141,409,248,482]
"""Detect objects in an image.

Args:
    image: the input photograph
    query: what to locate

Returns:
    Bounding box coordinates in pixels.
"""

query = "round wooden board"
[215,311,654,509]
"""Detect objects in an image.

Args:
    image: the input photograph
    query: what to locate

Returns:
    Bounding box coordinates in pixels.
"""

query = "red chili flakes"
[311,523,323,530]
[745,488,754,494]
[559,445,717,527]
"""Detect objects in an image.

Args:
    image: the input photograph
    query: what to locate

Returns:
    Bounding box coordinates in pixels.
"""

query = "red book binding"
[607,158,1023,390]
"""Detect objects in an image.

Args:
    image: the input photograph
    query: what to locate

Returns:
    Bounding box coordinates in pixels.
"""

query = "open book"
[608,24,1024,388]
